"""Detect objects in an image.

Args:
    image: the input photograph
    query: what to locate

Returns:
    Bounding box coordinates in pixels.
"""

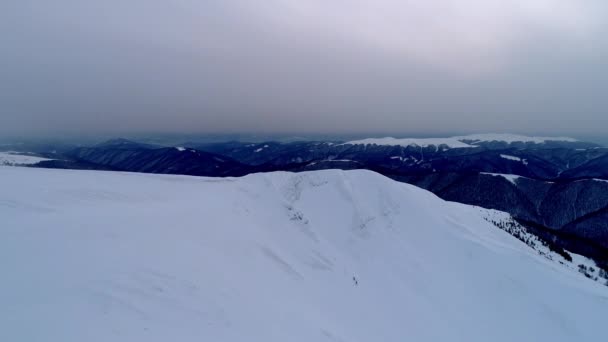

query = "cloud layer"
[1,0,606,136]
[254,0,602,70]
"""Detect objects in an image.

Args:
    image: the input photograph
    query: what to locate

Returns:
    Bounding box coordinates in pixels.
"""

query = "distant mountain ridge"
[345,133,594,150]
[65,139,252,177]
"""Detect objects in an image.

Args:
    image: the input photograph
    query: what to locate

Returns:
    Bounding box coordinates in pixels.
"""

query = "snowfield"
[480,172,522,185]
[453,133,578,144]
[499,154,522,162]
[345,133,577,148]
[0,151,52,166]
[345,137,474,148]
[1,167,607,342]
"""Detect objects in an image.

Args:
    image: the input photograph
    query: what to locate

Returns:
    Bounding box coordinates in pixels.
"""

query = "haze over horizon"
[2,1,607,136]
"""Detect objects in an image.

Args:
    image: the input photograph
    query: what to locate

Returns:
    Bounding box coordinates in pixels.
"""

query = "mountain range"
[4,133,608,267]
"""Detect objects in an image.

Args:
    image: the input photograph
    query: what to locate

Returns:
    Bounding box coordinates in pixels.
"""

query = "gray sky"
[1,0,607,137]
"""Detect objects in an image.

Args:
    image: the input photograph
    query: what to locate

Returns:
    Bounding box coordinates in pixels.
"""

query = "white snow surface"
[480,172,522,185]
[1,167,607,342]
[0,152,52,166]
[254,145,270,153]
[454,133,578,144]
[345,137,473,148]
[346,134,577,148]
[499,154,522,162]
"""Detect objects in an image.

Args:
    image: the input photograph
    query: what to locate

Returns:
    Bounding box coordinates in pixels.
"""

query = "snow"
[254,145,270,153]
[454,133,578,144]
[478,209,606,286]
[499,154,529,165]
[0,152,52,166]
[390,156,417,163]
[345,134,577,149]
[176,147,199,153]
[500,154,522,162]
[574,178,608,184]
[345,137,473,148]
[481,173,521,185]
[1,167,607,342]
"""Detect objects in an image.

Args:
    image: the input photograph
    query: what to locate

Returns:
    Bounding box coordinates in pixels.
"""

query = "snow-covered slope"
[344,137,474,148]
[1,167,607,342]
[480,172,523,185]
[0,151,52,166]
[345,133,578,148]
[454,133,578,144]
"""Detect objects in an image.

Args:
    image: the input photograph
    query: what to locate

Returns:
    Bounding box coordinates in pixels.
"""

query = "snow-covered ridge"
[499,154,521,162]
[0,152,52,166]
[344,137,474,148]
[454,133,578,144]
[573,178,608,184]
[499,154,529,164]
[345,133,578,148]
[480,172,522,185]
[1,167,606,342]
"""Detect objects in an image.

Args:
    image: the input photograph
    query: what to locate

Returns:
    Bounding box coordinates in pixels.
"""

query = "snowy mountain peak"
[1,167,606,342]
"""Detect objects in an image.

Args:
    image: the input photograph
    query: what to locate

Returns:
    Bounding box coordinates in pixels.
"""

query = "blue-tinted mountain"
[64,140,252,177]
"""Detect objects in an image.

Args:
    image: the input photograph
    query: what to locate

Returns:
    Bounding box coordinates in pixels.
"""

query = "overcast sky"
[1,0,607,137]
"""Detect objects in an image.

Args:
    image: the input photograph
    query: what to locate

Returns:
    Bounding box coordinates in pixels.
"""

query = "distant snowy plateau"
[345,133,578,148]
[1,166,607,342]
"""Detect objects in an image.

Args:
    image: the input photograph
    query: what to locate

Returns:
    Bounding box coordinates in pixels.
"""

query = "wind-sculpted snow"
[1,167,607,342]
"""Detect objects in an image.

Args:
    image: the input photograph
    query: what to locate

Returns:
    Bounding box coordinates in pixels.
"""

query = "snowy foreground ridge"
[1,167,607,342]
[346,133,578,148]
